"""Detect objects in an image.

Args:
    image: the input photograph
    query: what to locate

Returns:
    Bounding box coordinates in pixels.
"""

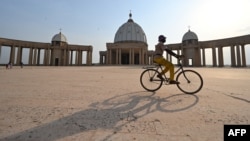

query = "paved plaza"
[0,66,249,141]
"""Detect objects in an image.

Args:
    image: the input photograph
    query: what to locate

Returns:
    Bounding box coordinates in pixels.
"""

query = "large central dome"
[114,13,147,43]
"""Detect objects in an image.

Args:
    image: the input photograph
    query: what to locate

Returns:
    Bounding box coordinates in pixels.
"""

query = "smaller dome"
[182,30,198,41]
[52,32,67,43]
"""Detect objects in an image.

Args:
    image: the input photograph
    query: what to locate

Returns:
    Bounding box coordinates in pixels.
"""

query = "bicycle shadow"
[1,91,199,141]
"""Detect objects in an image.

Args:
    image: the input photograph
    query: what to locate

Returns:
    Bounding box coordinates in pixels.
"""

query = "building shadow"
[1,91,199,141]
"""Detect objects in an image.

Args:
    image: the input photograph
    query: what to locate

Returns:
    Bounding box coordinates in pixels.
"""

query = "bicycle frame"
[149,59,190,84]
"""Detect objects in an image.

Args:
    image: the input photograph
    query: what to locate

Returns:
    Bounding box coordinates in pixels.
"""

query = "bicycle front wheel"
[176,70,203,94]
[140,69,163,92]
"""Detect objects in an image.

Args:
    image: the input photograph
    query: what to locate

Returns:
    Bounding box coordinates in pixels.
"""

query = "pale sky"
[0,0,250,64]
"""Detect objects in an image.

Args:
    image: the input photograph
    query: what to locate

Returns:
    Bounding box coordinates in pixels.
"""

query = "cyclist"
[153,35,182,84]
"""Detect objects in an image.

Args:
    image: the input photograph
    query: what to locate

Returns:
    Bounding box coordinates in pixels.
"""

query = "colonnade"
[100,42,148,65]
[198,45,246,67]
[167,34,250,67]
[168,44,247,67]
[0,38,93,66]
[26,48,92,66]
[2,34,250,67]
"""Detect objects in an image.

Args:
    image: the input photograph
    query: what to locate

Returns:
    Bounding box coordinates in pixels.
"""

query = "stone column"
[10,46,15,64]
[44,49,47,66]
[106,49,109,64]
[105,55,107,64]
[37,49,40,65]
[241,45,246,67]
[212,47,217,67]
[197,48,202,67]
[90,50,92,65]
[139,48,142,64]
[142,48,145,65]
[218,47,224,67]
[16,47,21,65]
[43,49,47,65]
[230,45,236,67]
[119,48,121,65]
[81,50,83,65]
[75,50,80,66]
[70,50,73,65]
[78,50,81,65]
[132,48,134,65]
[145,49,148,65]
[140,48,144,65]
[29,48,33,65]
[109,49,112,65]
[67,49,69,66]
[79,50,82,65]
[202,48,206,66]
[47,49,51,66]
[115,48,118,64]
[61,49,64,65]
[87,51,90,65]
[99,52,103,65]
[50,49,54,66]
[236,45,241,67]
[129,48,132,65]
[75,50,78,65]
[33,48,37,65]
[20,47,23,64]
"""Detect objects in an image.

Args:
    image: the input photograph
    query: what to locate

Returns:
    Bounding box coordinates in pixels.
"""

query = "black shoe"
[157,74,164,80]
[169,80,180,84]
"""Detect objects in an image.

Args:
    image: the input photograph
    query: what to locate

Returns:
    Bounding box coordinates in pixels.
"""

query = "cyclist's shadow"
[1,91,199,141]
[95,91,199,119]
[94,91,199,140]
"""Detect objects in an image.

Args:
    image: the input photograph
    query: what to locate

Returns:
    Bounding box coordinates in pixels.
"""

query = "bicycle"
[140,57,203,94]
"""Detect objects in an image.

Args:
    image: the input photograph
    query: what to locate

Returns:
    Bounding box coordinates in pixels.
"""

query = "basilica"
[99,13,149,65]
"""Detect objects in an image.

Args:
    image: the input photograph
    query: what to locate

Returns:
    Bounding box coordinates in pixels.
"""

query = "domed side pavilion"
[99,13,154,65]
[0,32,93,66]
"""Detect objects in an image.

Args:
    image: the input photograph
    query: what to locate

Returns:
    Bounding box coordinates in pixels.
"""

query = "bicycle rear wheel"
[140,69,163,92]
[176,70,203,94]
